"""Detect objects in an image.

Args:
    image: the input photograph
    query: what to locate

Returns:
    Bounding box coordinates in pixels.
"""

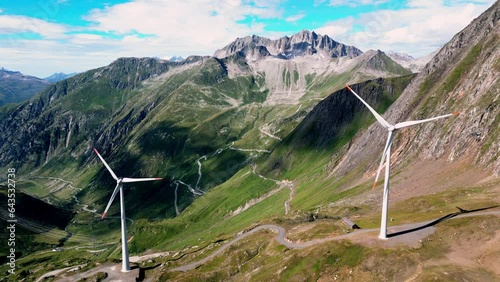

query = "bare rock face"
[214,35,272,59]
[332,1,500,177]
[215,31,409,105]
[214,30,363,60]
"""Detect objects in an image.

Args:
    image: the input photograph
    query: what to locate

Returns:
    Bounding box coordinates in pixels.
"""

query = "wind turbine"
[345,84,459,239]
[94,148,162,272]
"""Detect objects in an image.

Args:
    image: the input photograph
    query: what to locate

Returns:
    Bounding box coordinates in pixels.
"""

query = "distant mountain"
[0,68,50,106]
[44,72,78,83]
[168,56,185,62]
[214,30,363,60]
[387,51,437,73]
[214,30,410,105]
[0,29,412,173]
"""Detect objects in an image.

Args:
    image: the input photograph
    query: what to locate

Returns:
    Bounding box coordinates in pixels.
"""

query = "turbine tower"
[94,148,162,272]
[345,84,459,239]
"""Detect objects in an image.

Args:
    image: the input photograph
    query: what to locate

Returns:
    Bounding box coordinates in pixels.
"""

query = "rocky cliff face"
[331,1,499,178]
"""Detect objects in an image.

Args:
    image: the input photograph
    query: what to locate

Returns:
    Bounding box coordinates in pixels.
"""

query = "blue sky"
[0,0,495,77]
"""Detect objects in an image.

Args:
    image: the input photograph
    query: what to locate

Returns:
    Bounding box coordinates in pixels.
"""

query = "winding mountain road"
[259,126,282,141]
[169,210,500,272]
[34,209,499,281]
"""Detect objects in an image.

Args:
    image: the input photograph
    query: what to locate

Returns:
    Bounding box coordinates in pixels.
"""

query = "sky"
[0,0,496,77]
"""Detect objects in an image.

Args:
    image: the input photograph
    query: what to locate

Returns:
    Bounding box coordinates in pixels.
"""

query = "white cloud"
[0,37,126,77]
[314,0,328,6]
[0,0,288,76]
[0,15,67,39]
[285,13,306,22]
[84,0,282,50]
[317,0,496,57]
[0,9,3,14]
[315,17,354,37]
[406,0,442,8]
[328,0,389,7]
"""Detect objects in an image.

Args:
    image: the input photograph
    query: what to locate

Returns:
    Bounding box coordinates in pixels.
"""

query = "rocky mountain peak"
[0,68,22,77]
[214,30,362,60]
[290,29,318,43]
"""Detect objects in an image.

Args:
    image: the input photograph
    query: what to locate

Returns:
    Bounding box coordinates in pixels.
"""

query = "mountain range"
[0,68,50,106]
[0,69,79,107]
[0,1,498,280]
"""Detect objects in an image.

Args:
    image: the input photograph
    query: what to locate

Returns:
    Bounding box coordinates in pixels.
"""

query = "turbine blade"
[346,84,391,128]
[94,148,118,180]
[122,177,162,183]
[102,183,120,219]
[394,112,459,129]
[373,132,395,189]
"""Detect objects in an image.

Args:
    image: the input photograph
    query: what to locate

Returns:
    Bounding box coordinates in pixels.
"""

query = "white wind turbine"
[345,84,459,239]
[94,148,162,272]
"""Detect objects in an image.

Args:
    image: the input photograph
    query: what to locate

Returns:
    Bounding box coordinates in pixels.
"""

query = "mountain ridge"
[330,0,499,181]
[0,68,50,106]
[214,30,363,60]
[44,72,78,83]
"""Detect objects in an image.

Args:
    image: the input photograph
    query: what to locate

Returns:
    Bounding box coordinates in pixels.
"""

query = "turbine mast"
[120,183,130,272]
[379,131,393,239]
[94,148,162,272]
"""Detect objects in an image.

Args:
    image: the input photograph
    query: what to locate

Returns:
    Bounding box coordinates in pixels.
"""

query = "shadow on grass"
[387,205,500,238]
